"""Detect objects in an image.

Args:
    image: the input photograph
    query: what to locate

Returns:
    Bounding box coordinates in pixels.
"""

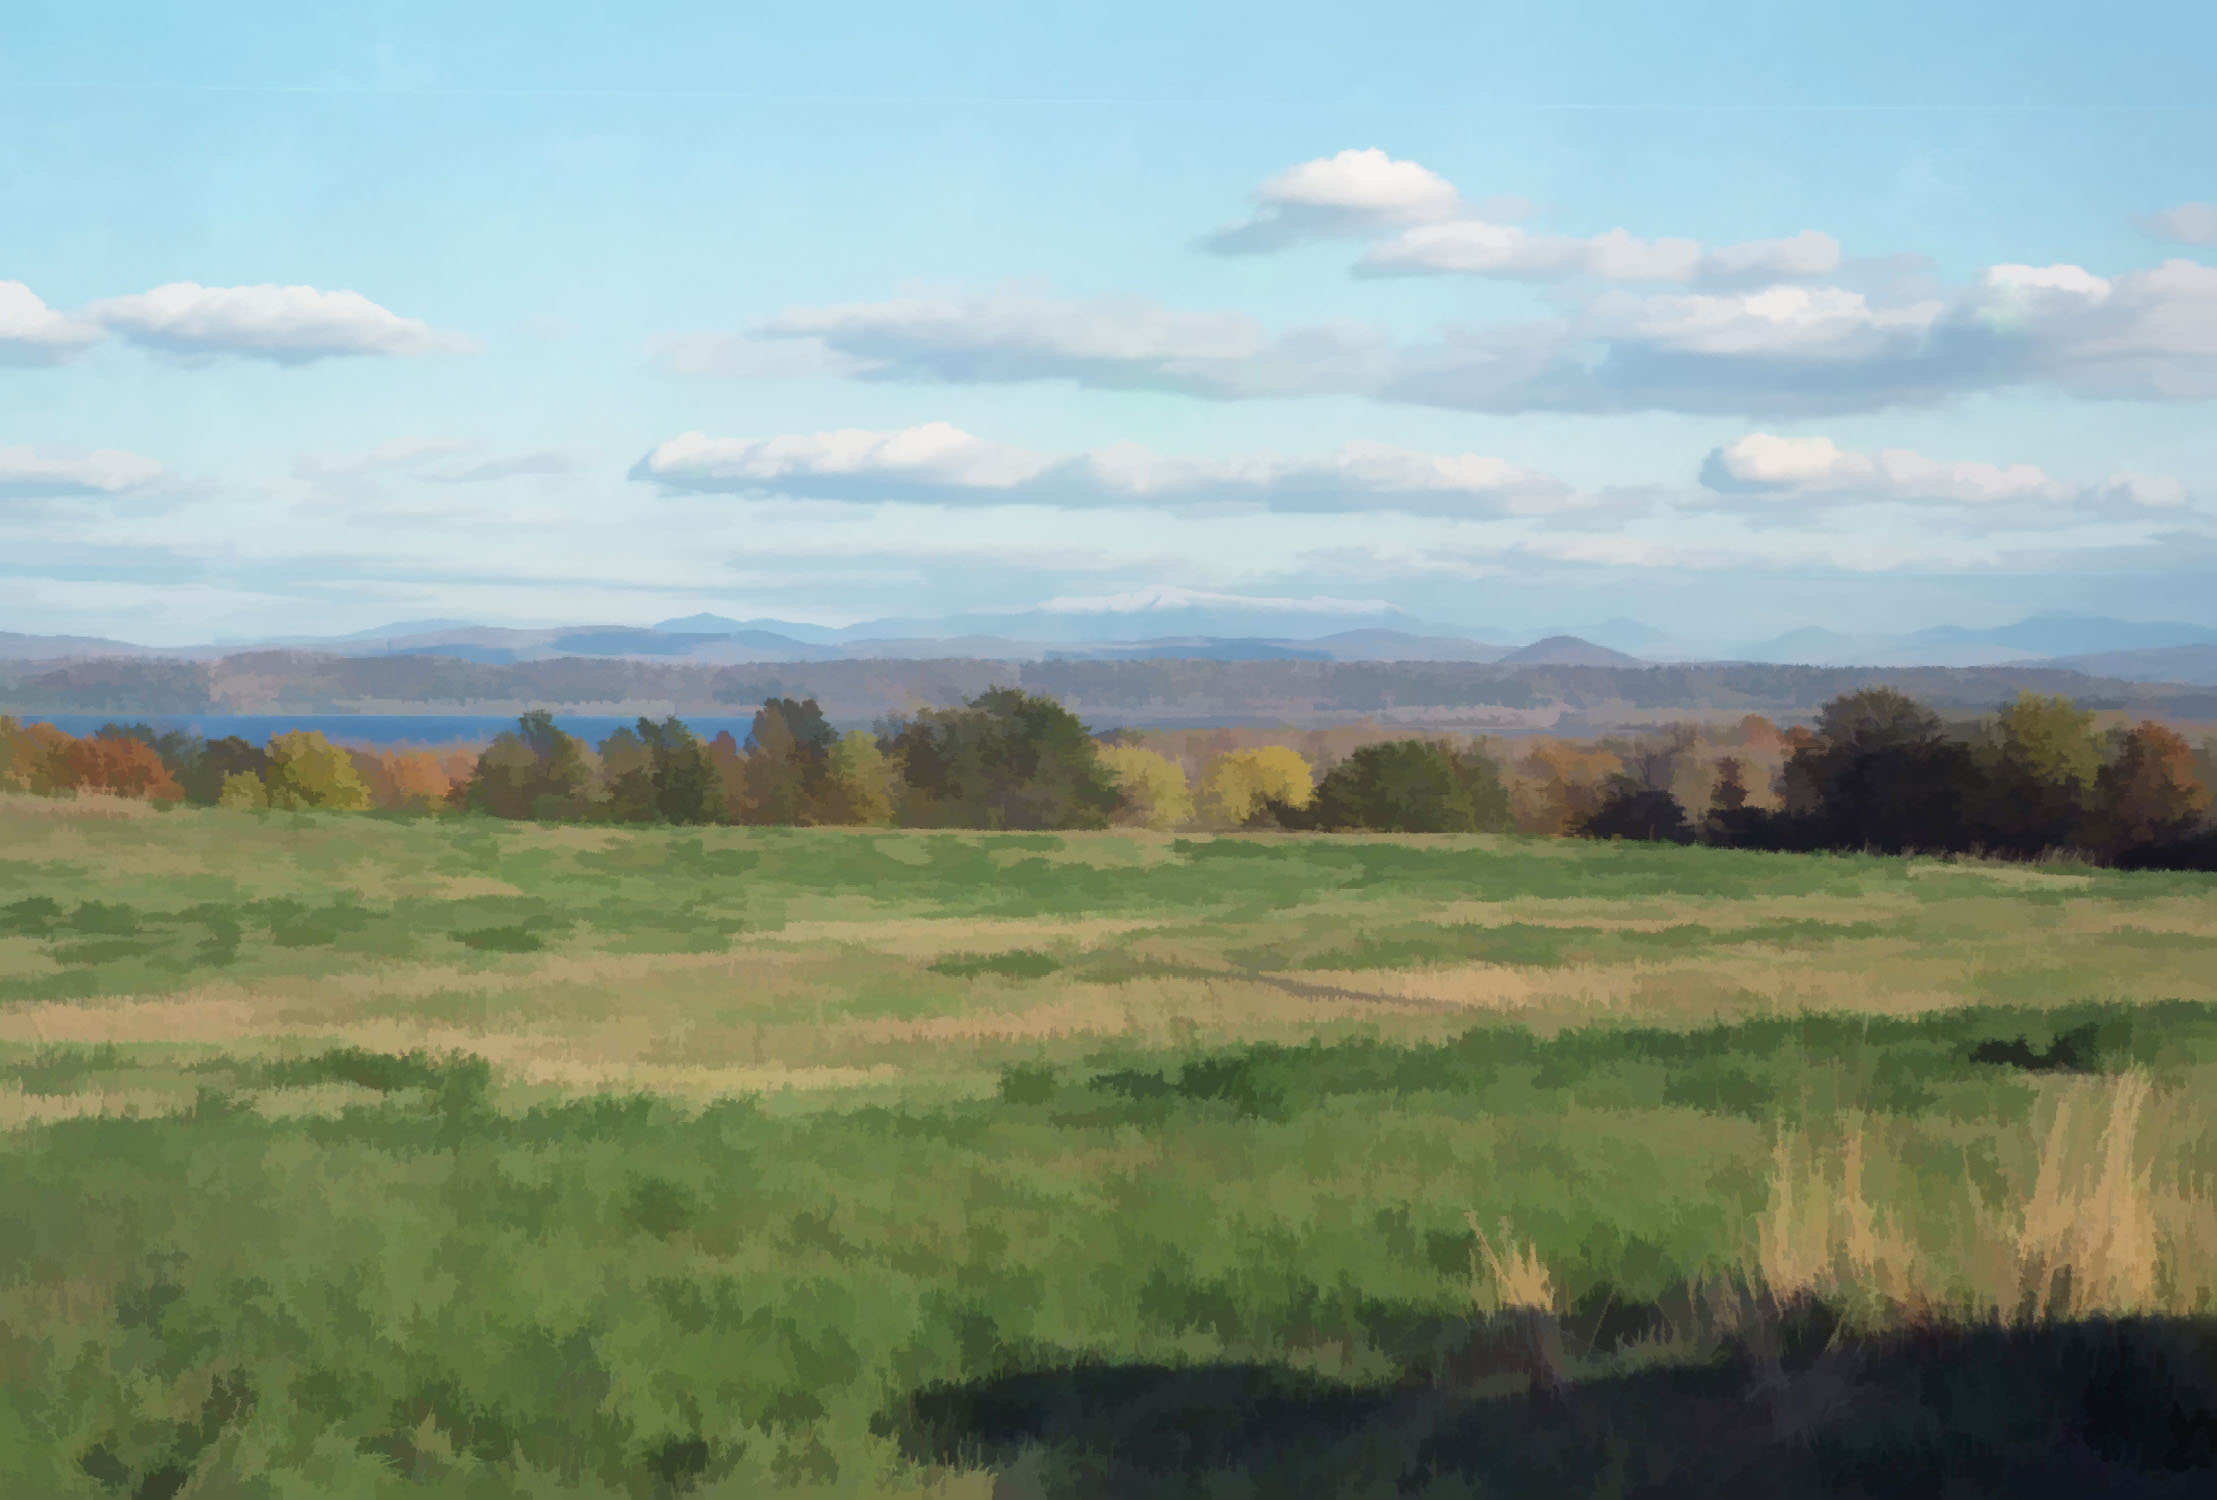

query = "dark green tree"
[639,716,723,825]
[1971,692,2103,856]
[466,710,594,820]
[594,726,658,822]
[740,697,837,825]
[1786,688,1978,853]
[884,687,1121,830]
[1578,776,1694,842]
[1302,740,1490,833]
[190,736,270,806]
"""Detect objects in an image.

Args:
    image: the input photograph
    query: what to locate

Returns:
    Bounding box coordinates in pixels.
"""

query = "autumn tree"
[1098,743,1194,831]
[351,747,466,814]
[265,730,373,811]
[1712,756,1750,813]
[702,731,748,823]
[186,736,270,805]
[218,772,269,810]
[0,720,74,795]
[886,687,1122,830]
[1786,687,1977,853]
[741,697,836,825]
[1194,746,1314,828]
[62,734,185,802]
[1512,741,1623,836]
[2091,721,2212,853]
[466,710,594,820]
[1972,692,2104,855]
[639,716,723,824]
[821,729,897,826]
[595,725,658,822]
[96,722,203,792]
[0,716,28,792]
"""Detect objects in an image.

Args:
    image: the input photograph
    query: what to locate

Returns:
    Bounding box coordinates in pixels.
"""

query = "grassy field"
[3,793,2217,1495]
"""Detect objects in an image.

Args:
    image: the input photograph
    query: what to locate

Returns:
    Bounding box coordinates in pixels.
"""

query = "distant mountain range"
[8,652,2215,734]
[1734,615,2217,672]
[4,608,2217,685]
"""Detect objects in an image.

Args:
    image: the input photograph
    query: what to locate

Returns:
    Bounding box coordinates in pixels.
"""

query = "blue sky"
[6,0,2217,650]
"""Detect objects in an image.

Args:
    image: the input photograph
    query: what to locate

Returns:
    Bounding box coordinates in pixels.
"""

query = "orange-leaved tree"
[61,733,185,802]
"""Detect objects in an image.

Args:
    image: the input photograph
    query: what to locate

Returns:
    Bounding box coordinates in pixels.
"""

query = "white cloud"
[86,283,479,362]
[1035,584,1400,615]
[0,445,167,498]
[1203,148,1838,285]
[2138,202,2217,246]
[707,249,2217,417]
[632,422,1586,517]
[638,423,1053,492]
[1399,258,2217,413]
[752,289,1388,398]
[1202,148,1461,253]
[1701,433,2189,511]
[1596,284,1944,357]
[1361,224,1841,286]
[2089,472,2192,510]
[0,281,103,364]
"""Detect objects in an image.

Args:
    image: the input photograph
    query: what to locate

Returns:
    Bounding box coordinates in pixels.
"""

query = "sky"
[5,0,2217,652]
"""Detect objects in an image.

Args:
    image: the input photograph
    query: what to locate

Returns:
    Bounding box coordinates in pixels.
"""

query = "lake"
[22,714,773,749]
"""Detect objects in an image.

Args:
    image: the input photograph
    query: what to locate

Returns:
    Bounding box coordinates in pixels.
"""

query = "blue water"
[22,713,770,749]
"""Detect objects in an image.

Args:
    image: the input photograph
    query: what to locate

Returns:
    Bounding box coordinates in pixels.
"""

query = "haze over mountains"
[5,602,2217,684]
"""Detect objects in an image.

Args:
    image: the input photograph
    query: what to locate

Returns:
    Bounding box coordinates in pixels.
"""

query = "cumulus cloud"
[1202,148,1837,286]
[0,445,167,498]
[86,283,478,362]
[631,421,1585,517]
[1362,224,1841,287]
[1398,258,2217,414]
[751,290,1390,398]
[0,281,103,364]
[1700,433,2189,511]
[705,250,2217,417]
[2138,203,2217,247]
[1202,148,1462,253]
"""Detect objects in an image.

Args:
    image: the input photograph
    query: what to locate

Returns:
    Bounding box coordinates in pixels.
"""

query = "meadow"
[4,793,2217,1495]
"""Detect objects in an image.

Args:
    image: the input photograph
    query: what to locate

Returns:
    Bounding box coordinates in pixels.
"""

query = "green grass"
[2,796,2216,1494]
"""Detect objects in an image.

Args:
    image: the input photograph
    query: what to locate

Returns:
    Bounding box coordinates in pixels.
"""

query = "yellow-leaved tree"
[1097,744,1194,831]
[1195,746,1313,828]
[217,771,270,810]
[264,731,373,811]
[824,730,898,826]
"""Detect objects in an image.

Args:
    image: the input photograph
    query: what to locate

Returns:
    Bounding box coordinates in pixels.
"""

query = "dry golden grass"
[0,790,160,821]
[1757,1122,1925,1313]
[0,996,264,1046]
[2009,1071,2164,1321]
[1467,1215,1559,1316]
[1754,1073,2217,1326]
[0,1081,195,1127]
[760,914,1159,955]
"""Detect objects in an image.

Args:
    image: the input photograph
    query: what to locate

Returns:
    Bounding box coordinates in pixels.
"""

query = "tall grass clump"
[1754,1070,2217,1327]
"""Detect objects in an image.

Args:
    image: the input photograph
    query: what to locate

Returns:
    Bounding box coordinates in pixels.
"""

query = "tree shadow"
[888,1314,2217,1498]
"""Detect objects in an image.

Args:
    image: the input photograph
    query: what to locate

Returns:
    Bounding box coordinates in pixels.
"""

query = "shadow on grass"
[890,1315,2217,1499]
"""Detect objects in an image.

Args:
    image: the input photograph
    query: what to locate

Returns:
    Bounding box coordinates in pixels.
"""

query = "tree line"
[4,684,2213,868]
